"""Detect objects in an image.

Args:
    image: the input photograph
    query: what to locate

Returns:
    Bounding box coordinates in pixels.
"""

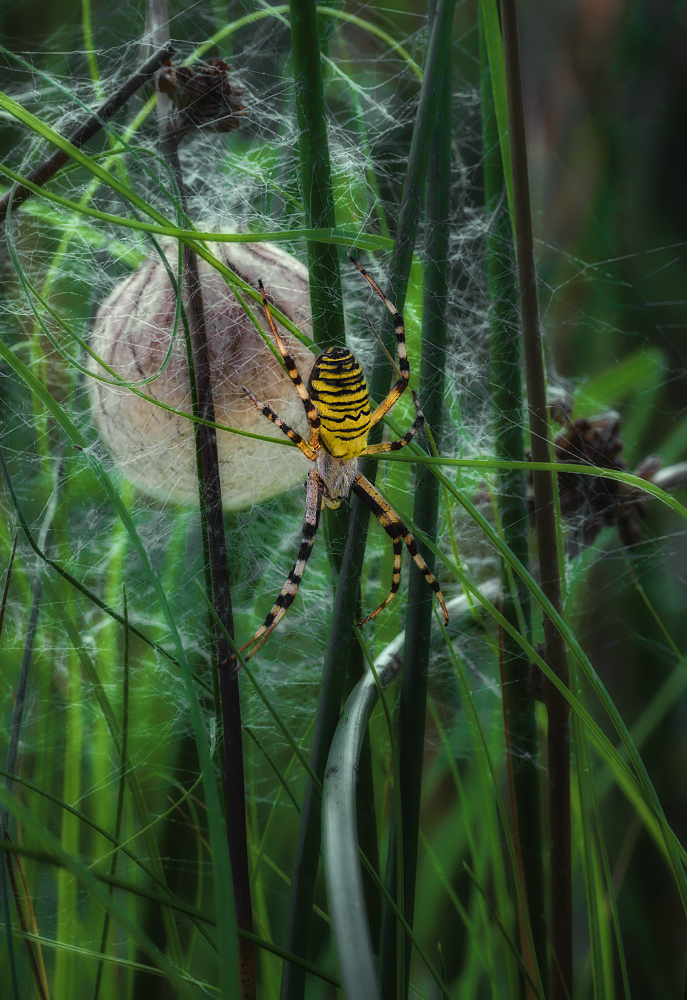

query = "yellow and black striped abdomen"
[308,347,371,458]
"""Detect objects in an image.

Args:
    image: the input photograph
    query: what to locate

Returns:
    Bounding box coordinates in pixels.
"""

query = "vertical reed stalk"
[282,5,455,997]
[395,46,451,999]
[278,6,350,999]
[376,4,456,996]
[148,2,252,994]
[289,0,345,350]
[499,1,572,995]
[280,524,370,1000]
[479,10,545,982]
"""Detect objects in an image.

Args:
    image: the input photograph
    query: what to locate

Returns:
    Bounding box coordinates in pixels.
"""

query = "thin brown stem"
[0,42,174,221]
[499,1,572,997]
[149,3,253,995]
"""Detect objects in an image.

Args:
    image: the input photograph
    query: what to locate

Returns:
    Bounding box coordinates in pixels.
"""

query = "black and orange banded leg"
[241,386,317,460]
[363,391,425,456]
[348,256,410,426]
[258,280,320,448]
[352,474,449,625]
[239,468,324,660]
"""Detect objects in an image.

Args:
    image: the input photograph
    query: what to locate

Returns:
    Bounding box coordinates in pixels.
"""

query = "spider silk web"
[1,1,687,995]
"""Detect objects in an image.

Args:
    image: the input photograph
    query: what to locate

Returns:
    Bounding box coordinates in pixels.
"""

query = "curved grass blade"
[322,658,400,1000]
[0,42,173,219]
[378,452,687,523]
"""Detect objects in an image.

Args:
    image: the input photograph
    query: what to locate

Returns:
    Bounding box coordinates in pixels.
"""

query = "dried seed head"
[158,60,244,134]
[88,238,314,509]
[533,410,661,548]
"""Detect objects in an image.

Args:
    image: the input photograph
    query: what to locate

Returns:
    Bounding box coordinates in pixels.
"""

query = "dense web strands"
[0,23,493,672]
[2,6,687,1000]
[0,21,682,806]
[0,17,683,812]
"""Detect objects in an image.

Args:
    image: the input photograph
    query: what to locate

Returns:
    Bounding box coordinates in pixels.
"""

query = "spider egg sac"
[87,239,314,509]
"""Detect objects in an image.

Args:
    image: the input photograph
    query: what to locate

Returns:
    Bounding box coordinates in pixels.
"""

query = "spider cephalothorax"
[239,257,448,659]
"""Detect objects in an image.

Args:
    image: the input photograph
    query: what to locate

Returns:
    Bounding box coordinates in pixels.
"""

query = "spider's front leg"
[239,468,325,661]
[258,280,320,451]
[348,255,410,424]
[352,473,449,625]
[363,390,425,456]
[241,386,317,460]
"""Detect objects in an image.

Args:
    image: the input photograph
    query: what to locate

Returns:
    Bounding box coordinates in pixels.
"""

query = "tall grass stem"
[394,41,451,997]
[278,4,350,997]
[289,0,345,350]
[149,1,252,993]
[480,7,544,979]
[499,1,572,994]
[376,2,456,994]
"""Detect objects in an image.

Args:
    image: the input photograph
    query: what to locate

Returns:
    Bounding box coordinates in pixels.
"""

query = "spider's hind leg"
[363,391,425,456]
[352,473,448,626]
[239,468,324,660]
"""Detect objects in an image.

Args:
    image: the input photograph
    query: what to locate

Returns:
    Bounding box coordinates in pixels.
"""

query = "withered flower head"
[546,410,661,548]
[158,60,244,134]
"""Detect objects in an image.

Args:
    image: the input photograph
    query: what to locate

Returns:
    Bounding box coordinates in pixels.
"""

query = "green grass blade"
[289,0,345,351]
[0,790,197,998]
[0,329,241,995]
[478,0,514,222]
[479,5,544,976]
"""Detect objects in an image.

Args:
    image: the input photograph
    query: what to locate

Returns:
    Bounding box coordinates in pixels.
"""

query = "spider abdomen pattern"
[307,347,371,459]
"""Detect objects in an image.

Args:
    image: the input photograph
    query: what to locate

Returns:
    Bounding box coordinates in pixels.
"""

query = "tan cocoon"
[88,239,314,509]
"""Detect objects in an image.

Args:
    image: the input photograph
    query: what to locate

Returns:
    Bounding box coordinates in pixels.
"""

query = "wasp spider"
[240,257,449,660]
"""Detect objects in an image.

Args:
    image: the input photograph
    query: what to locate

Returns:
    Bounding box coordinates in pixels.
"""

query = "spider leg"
[363,391,424,455]
[352,473,449,626]
[258,280,320,448]
[348,256,409,426]
[239,468,324,660]
[242,386,317,460]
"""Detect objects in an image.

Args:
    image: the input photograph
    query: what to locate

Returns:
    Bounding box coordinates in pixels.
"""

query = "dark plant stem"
[395,47,451,1000]
[280,4,355,997]
[377,3,456,996]
[93,587,130,1000]
[0,42,174,221]
[0,534,17,641]
[282,4,455,997]
[499,1,572,997]
[149,3,252,994]
[289,0,345,350]
[480,11,545,984]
